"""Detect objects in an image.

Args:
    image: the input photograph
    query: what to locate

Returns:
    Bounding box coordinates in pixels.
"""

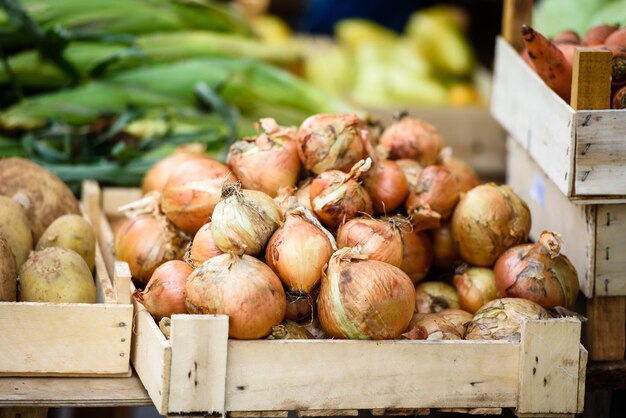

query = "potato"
[36,214,96,271]
[0,235,17,301]
[0,157,79,242]
[18,247,96,303]
[0,195,33,270]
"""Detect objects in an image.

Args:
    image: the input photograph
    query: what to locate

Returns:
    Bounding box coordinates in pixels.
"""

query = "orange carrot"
[612,85,626,109]
[582,24,618,46]
[605,27,626,48]
[521,25,573,102]
[556,43,577,68]
[596,45,626,87]
[520,47,536,71]
[554,30,581,45]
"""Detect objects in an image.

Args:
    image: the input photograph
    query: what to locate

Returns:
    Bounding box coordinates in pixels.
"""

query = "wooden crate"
[507,138,626,361]
[101,188,587,417]
[490,3,626,202]
[0,181,133,377]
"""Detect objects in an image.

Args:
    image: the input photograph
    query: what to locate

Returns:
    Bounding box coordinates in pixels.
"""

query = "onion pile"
[337,217,403,267]
[406,165,460,231]
[453,265,498,314]
[439,147,480,193]
[363,160,409,214]
[141,144,207,194]
[414,281,460,313]
[377,116,443,165]
[188,222,223,267]
[134,260,193,320]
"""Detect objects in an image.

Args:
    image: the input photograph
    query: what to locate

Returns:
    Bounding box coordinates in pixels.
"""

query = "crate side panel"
[595,205,626,295]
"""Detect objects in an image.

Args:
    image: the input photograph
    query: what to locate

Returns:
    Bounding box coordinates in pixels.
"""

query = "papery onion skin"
[406,166,460,232]
[189,222,223,267]
[115,214,187,287]
[442,156,480,193]
[378,117,443,165]
[295,180,315,214]
[285,292,314,322]
[465,297,551,341]
[451,184,531,267]
[318,247,416,340]
[133,260,193,321]
[266,320,314,339]
[438,308,473,336]
[493,231,579,309]
[403,313,463,340]
[185,253,286,339]
[363,160,409,214]
[431,222,462,271]
[211,185,283,256]
[227,120,301,197]
[396,158,423,191]
[453,265,498,314]
[337,218,403,267]
[141,144,207,194]
[161,158,233,235]
[266,212,333,293]
[414,281,460,313]
[398,226,433,284]
[297,113,370,175]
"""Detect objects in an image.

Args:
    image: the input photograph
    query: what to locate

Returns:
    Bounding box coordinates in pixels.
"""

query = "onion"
[406,166,460,232]
[398,223,433,284]
[211,183,283,256]
[493,231,579,309]
[453,265,498,313]
[141,144,207,194]
[337,217,403,267]
[465,298,551,341]
[266,207,335,293]
[310,158,373,227]
[185,253,286,339]
[133,260,193,321]
[431,222,461,272]
[451,184,531,267]
[296,113,370,174]
[362,160,409,214]
[395,158,423,191]
[115,213,188,287]
[295,179,315,213]
[439,148,480,192]
[267,321,314,339]
[285,292,314,322]
[403,313,463,340]
[318,247,415,339]
[437,308,473,336]
[161,158,233,235]
[227,118,301,197]
[188,222,223,267]
[414,281,460,313]
[377,116,443,165]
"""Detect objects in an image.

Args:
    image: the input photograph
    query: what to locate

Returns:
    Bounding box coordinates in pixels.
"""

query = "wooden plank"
[0,372,151,407]
[168,314,229,415]
[0,407,48,418]
[501,0,533,52]
[229,412,289,418]
[491,37,576,197]
[577,345,588,414]
[94,237,116,304]
[586,297,626,361]
[224,340,519,411]
[99,211,117,280]
[114,261,132,305]
[586,360,626,391]
[131,289,171,414]
[102,187,142,217]
[297,410,358,417]
[371,409,430,416]
[595,205,626,295]
[506,138,595,297]
[571,49,612,111]
[0,303,131,375]
[517,318,581,415]
[81,180,101,245]
[438,408,502,415]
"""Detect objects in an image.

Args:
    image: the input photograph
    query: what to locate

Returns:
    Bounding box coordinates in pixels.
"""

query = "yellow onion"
[310,159,373,227]
[362,160,409,214]
[188,222,223,267]
[141,144,207,194]
[396,158,423,191]
[439,148,480,192]
[431,222,462,271]
[415,281,460,313]
[465,298,551,341]
[266,321,314,340]
[318,247,415,339]
[296,113,370,174]
[378,116,443,165]
[398,223,433,284]
[161,158,233,235]
[406,166,460,232]
[403,313,463,340]
[133,260,193,321]
[453,265,498,313]
[451,184,531,267]
[493,231,579,309]
[115,213,187,287]
[265,207,335,293]
[185,253,286,339]
[438,308,473,336]
[337,217,403,267]
[285,292,314,322]
[295,179,315,213]
[227,118,301,197]
[211,184,283,256]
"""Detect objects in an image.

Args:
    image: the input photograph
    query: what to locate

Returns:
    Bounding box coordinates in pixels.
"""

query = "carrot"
[612,85,626,109]
[605,27,626,48]
[556,43,577,68]
[582,24,618,47]
[520,47,536,71]
[554,30,581,45]
[595,45,626,87]
[521,25,572,102]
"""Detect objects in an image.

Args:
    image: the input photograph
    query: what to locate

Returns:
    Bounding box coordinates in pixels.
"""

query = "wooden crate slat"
[371,409,430,416]
[297,410,359,417]
[586,297,626,361]
[595,205,626,295]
